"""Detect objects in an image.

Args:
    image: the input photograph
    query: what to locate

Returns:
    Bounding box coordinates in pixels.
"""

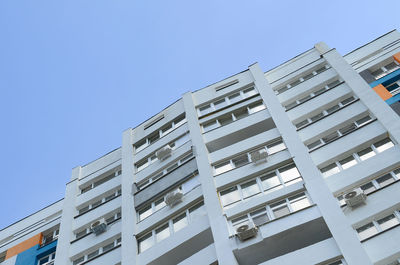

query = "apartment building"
[1,30,400,265]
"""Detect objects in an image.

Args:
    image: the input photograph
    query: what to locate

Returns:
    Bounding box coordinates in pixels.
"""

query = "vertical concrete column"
[249,63,372,265]
[182,93,239,265]
[121,129,138,265]
[54,166,81,265]
[317,45,400,143]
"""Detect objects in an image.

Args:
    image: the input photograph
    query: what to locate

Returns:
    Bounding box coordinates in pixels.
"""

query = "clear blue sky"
[0,0,399,229]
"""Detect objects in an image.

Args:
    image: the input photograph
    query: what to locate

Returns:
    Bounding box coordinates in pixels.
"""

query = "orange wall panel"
[394,52,400,64]
[373,84,393,101]
[5,233,42,260]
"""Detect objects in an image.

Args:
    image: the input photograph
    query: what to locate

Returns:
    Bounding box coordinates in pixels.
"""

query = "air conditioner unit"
[236,222,258,241]
[344,188,366,207]
[250,150,268,164]
[156,146,172,161]
[90,218,107,235]
[165,190,183,207]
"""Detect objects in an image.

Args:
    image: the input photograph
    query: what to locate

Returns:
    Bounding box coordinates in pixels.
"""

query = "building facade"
[1,30,400,265]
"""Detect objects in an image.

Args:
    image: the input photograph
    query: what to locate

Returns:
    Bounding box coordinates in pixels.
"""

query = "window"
[134,114,187,152]
[289,193,311,211]
[307,114,374,151]
[276,64,329,95]
[72,237,121,264]
[219,163,303,208]
[284,78,342,110]
[337,166,400,206]
[213,139,287,175]
[38,252,56,265]
[386,80,400,96]
[137,202,206,253]
[77,189,121,216]
[137,174,200,221]
[80,169,121,194]
[135,133,190,172]
[201,100,266,133]
[271,200,290,218]
[321,138,395,178]
[370,60,400,80]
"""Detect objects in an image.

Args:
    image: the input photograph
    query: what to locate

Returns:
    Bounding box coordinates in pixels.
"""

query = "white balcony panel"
[203,109,271,144]
[278,68,337,105]
[76,175,121,206]
[310,121,386,166]
[177,244,217,265]
[209,128,281,164]
[135,185,203,234]
[134,123,188,162]
[225,181,305,219]
[259,238,340,265]
[214,150,292,190]
[74,197,121,229]
[287,83,351,121]
[135,140,192,183]
[343,181,400,225]
[363,225,400,265]
[137,215,210,265]
[299,101,368,143]
[83,245,121,265]
[70,220,121,257]
[327,146,400,194]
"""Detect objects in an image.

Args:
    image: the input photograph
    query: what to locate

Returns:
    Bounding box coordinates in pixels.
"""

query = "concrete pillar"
[121,129,138,265]
[182,92,239,265]
[249,63,372,265]
[54,167,81,265]
[317,44,400,143]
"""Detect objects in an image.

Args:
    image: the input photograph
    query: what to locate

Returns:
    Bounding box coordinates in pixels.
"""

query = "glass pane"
[289,193,311,211]
[189,202,206,220]
[357,223,378,240]
[173,213,188,232]
[376,173,395,187]
[298,95,312,103]
[135,139,147,152]
[243,87,257,97]
[310,112,324,122]
[377,214,399,230]
[203,120,219,132]
[103,242,115,252]
[385,62,400,72]
[316,66,327,74]
[241,180,261,199]
[87,249,99,259]
[214,98,227,110]
[261,172,281,191]
[138,233,153,253]
[148,132,160,144]
[250,208,269,226]
[232,154,249,168]
[272,205,290,218]
[357,147,376,161]
[360,182,376,194]
[295,119,309,128]
[290,79,301,87]
[394,168,400,179]
[302,72,314,81]
[220,187,241,206]
[326,104,340,114]
[339,155,357,170]
[374,138,394,153]
[199,104,211,115]
[161,123,173,135]
[228,92,241,104]
[340,96,355,105]
[339,123,357,135]
[139,205,152,221]
[73,257,84,265]
[174,115,186,127]
[154,198,166,212]
[285,101,297,110]
[248,101,266,114]
[267,140,286,154]
[321,163,340,177]
[214,161,233,175]
[279,164,301,183]
[355,116,372,126]
[156,223,170,242]
[371,68,384,79]
[327,79,340,88]
[182,175,200,194]
[233,108,248,120]
[322,131,339,143]
[313,87,326,96]
[307,139,322,150]
[218,114,233,126]
[232,215,249,229]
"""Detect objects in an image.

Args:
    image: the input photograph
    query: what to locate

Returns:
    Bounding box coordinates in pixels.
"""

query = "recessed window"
[220,187,241,207]
[279,164,301,183]
[357,147,376,161]
[289,193,311,211]
[377,214,399,231]
[155,223,170,243]
[360,182,376,195]
[357,222,378,240]
[321,163,340,177]
[376,173,395,187]
[374,138,395,153]
[250,208,269,226]
[261,172,281,191]
[138,232,153,253]
[339,156,357,170]
[271,200,290,218]
[173,213,188,232]
[241,180,260,199]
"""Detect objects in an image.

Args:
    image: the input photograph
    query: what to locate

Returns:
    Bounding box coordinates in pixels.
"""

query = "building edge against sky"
[1,30,400,265]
